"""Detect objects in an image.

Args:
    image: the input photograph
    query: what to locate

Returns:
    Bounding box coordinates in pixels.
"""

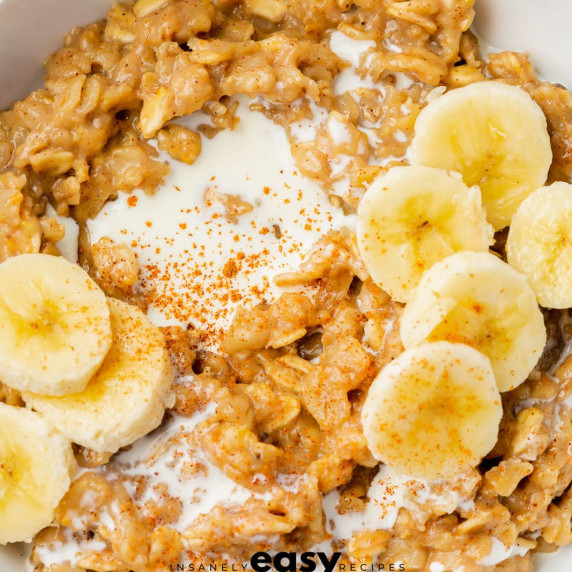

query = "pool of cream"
[86,98,352,349]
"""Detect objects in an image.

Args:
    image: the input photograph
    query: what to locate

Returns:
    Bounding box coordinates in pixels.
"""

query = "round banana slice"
[356,166,493,303]
[507,182,572,309]
[361,341,501,480]
[400,251,546,392]
[0,254,112,396]
[0,403,75,544]
[24,298,174,453]
[410,81,552,230]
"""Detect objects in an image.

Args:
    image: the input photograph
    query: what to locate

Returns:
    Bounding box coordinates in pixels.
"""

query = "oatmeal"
[0,1,571,572]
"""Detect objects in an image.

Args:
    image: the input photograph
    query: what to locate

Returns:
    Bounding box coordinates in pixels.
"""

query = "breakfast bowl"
[0,1,572,571]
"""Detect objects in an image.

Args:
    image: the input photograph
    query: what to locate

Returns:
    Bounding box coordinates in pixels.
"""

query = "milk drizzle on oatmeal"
[46,205,79,264]
[478,538,530,566]
[323,465,475,540]
[87,100,353,350]
[325,32,415,162]
[114,400,267,534]
[32,530,106,569]
[329,32,378,95]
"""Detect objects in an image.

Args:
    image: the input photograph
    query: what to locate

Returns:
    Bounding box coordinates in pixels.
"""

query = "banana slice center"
[405,370,464,453]
[451,121,505,189]
[22,301,60,333]
[428,301,520,356]
[0,443,38,505]
[434,303,515,354]
[0,458,11,499]
[387,197,459,266]
[0,284,76,351]
[546,229,572,272]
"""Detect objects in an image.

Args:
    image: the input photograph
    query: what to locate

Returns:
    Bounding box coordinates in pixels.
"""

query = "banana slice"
[361,341,501,479]
[507,182,572,309]
[0,254,111,396]
[356,166,492,303]
[0,403,75,544]
[410,81,552,230]
[400,251,546,392]
[24,298,174,453]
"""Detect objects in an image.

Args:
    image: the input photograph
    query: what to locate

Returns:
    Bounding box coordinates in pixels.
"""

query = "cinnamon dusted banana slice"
[0,254,111,396]
[24,299,174,453]
[507,182,572,309]
[400,252,546,392]
[0,403,75,544]
[410,81,552,230]
[356,165,493,303]
[361,341,502,479]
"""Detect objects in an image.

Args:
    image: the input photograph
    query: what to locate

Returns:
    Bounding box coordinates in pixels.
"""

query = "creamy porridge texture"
[0,1,572,571]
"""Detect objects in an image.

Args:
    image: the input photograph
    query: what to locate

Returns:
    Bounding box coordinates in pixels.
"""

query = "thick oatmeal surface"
[0,1,572,571]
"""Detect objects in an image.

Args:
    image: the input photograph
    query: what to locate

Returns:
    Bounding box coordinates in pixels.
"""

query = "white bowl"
[0,0,570,570]
[0,0,110,108]
[473,0,572,88]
